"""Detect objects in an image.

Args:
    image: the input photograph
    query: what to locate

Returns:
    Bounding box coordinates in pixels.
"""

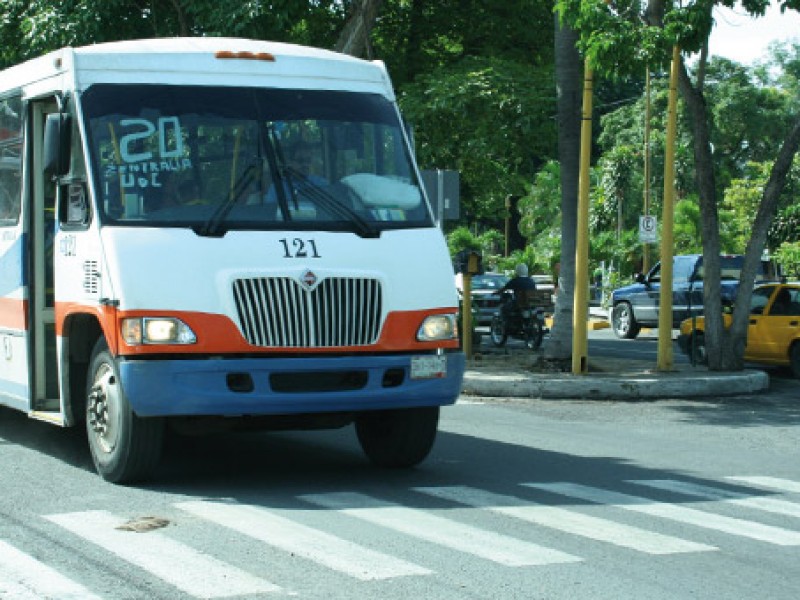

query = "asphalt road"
[1,336,799,599]
[479,323,796,374]
[585,327,690,363]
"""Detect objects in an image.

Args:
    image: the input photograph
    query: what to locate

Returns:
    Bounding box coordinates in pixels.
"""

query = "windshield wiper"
[195,163,258,237]
[283,166,379,239]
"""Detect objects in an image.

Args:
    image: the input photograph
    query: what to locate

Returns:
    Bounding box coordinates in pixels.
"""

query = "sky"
[708,1,800,65]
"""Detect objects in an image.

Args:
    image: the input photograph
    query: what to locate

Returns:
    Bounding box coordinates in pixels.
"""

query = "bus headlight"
[121,317,197,345]
[417,314,457,341]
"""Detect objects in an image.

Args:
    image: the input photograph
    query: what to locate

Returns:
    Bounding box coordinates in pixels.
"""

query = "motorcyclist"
[500,263,537,318]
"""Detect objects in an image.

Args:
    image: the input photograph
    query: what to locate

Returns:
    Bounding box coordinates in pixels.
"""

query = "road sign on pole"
[420,169,460,227]
[639,215,657,244]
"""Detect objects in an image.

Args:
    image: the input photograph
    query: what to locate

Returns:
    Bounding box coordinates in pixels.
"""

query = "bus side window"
[0,167,20,222]
[0,95,23,225]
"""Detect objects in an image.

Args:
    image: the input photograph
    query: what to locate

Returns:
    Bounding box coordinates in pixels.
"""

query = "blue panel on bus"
[0,234,25,293]
[118,353,465,417]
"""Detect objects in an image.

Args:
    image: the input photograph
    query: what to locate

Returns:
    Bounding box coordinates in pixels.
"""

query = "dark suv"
[610,254,753,339]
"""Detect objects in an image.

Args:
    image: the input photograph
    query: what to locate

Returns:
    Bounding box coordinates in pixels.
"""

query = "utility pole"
[657,46,680,371]
[572,61,593,375]
[643,68,652,273]
[504,195,511,257]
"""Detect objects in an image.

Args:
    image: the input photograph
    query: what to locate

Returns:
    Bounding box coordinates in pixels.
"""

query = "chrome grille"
[233,276,383,347]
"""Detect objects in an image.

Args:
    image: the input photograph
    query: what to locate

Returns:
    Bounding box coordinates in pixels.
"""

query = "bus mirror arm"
[43,113,72,180]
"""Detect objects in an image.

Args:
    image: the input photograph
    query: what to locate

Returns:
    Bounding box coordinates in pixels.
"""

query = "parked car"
[455,272,509,325]
[610,254,779,339]
[677,282,800,377]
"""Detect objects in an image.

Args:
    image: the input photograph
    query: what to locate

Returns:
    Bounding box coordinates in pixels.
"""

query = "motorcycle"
[489,291,547,350]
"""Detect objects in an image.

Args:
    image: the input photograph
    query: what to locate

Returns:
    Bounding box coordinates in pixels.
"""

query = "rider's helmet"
[515,263,529,278]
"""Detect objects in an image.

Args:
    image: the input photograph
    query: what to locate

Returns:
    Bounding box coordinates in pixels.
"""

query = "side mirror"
[64,182,90,226]
[635,273,646,284]
[43,113,72,179]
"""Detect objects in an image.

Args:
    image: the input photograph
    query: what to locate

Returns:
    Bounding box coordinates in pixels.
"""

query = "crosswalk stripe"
[726,476,800,494]
[0,539,104,600]
[414,485,715,555]
[44,510,280,598]
[299,491,580,567]
[175,500,430,580]
[526,482,800,546]
[630,479,800,519]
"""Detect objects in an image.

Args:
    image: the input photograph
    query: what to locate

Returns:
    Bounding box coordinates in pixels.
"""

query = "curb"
[461,368,770,400]
[545,317,609,331]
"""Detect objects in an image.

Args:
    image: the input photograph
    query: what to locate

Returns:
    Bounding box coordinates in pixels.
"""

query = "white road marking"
[415,485,715,555]
[176,500,430,580]
[726,476,800,494]
[44,510,280,598]
[526,482,800,546]
[631,479,800,518]
[298,491,581,566]
[0,539,104,600]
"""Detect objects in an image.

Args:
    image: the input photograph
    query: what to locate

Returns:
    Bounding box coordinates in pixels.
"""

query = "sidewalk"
[462,357,769,400]
[461,335,770,401]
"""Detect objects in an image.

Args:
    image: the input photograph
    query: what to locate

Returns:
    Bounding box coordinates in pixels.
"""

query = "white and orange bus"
[0,37,464,483]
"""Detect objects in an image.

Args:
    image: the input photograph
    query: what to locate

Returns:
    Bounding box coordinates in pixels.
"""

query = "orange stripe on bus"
[0,297,27,330]
[55,304,459,356]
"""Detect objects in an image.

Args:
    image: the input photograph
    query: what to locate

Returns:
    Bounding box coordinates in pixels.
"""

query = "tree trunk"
[645,0,799,371]
[728,115,800,355]
[168,0,191,36]
[675,60,732,370]
[677,61,800,369]
[402,0,425,86]
[546,14,581,361]
[334,0,384,58]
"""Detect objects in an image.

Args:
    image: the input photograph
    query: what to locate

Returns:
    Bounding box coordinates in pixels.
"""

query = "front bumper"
[118,352,466,417]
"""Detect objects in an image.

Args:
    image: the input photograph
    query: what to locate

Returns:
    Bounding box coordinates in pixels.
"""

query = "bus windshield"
[81,84,432,235]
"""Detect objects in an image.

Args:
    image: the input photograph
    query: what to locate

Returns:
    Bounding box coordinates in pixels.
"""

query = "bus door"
[0,94,28,412]
[28,99,61,421]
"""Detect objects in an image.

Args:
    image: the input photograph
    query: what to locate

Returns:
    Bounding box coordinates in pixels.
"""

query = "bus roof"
[1,37,394,99]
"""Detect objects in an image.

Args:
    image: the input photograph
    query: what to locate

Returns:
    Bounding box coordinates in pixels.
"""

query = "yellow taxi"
[677,282,800,377]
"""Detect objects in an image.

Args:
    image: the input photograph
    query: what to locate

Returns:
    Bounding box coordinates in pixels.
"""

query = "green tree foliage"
[447,225,482,254]
[495,246,548,277]
[373,0,554,88]
[721,162,772,253]
[706,58,792,191]
[0,1,346,68]
[774,240,800,279]
[517,160,563,271]
[446,226,506,272]
[593,55,798,238]
[593,144,641,234]
[770,200,800,249]
[589,229,640,276]
[557,0,800,372]
[373,1,560,228]
[374,1,559,228]
[400,57,556,223]
[1,1,560,234]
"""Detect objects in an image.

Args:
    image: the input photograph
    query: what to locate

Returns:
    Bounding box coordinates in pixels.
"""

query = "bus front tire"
[356,406,439,468]
[85,340,164,484]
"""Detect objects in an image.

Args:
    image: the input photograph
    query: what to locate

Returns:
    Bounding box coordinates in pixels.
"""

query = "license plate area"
[410,355,447,379]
